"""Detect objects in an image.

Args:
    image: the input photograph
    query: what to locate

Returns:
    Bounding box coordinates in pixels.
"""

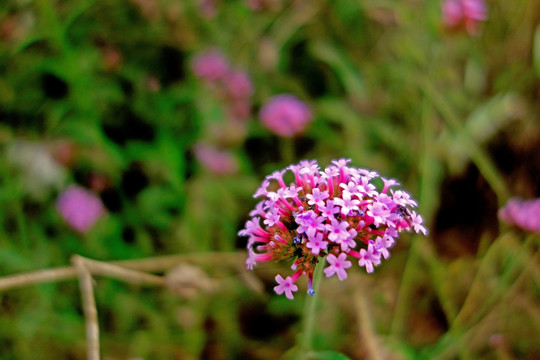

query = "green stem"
[299,258,326,358]
[14,194,29,252]
[280,137,295,165]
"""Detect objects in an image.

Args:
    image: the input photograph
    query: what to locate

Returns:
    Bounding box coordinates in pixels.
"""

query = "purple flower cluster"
[239,159,427,299]
[498,198,540,233]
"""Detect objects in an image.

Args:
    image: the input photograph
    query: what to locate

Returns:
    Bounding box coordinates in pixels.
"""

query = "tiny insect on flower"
[238,159,427,299]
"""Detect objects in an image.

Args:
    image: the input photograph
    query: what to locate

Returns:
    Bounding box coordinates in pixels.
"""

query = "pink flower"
[324,253,352,281]
[224,69,253,99]
[274,274,299,299]
[357,244,381,274]
[259,94,312,137]
[442,0,487,35]
[306,188,329,207]
[325,217,350,244]
[191,51,254,121]
[194,142,238,175]
[191,50,229,82]
[198,0,219,19]
[245,0,280,11]
[498,198,540,233]
[246,0,264,10]
[239,159,427,299]
[306,232,328,255]
[295,210,325,238]
[56,185,105,233]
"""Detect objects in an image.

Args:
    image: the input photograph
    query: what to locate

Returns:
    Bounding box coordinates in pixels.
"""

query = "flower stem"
[299,258,326,358]
[280,137,295,165]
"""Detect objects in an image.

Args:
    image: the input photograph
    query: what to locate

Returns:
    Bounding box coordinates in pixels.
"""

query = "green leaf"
[310,41,367,100]
[444,93,524,173]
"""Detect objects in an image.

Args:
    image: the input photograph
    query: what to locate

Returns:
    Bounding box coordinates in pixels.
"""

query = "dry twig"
[0,251,246,360]
[72,256,100,360]
[0,252,244,292]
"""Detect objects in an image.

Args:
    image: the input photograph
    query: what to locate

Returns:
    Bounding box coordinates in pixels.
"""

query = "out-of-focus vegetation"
[0,0,539,359]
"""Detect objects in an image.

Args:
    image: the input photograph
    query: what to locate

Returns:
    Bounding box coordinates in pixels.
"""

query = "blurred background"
[0,0,539,359]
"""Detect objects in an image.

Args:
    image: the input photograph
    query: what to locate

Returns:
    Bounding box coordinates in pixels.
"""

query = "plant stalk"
[299,258,326,359]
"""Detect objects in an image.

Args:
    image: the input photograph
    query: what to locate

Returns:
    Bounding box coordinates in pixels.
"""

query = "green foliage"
[307,351,352,360]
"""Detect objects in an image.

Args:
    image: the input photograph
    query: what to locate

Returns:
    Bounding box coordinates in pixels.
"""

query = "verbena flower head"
[498,197,540,233]
[259,94,312,137]
[56,185,105,233]
[442,0,487,35]
[239,159,427,299]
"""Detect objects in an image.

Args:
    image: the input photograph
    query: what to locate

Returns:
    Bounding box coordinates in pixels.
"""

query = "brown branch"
[80,256,165,287]
[0,251,248,360]
[72,256,100,360]
[0,267,77,291]
[0,252,244,293]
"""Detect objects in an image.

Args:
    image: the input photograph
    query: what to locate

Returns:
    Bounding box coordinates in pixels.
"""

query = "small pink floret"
[274,274,298,299]
[324,253,352,281]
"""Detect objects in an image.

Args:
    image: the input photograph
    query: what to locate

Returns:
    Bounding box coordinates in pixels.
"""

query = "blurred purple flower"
[191,50,229,82]
[224,69,253,99]
[498,197,540,233]
[194,142,239,175]
[442,0,487,35]
[245,0,280,11]
[191,51,254,122]
[259,94,312,137]
[56,185,105,233]
[246,0,263,11]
